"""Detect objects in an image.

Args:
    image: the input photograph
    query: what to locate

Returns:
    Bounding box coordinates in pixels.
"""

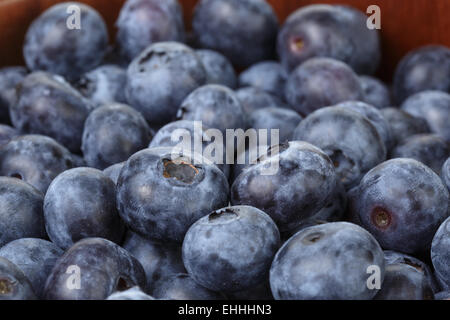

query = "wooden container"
[0,0,449,81]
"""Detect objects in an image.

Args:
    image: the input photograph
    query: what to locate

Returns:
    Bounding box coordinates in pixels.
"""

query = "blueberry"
[0,66,27,124]
[23,2,108,81]
[231,141,337,232]
[239,61,288,99]
[270,222,385,300]
[0,257,36,300]
[349,158,449,254]
[236,87,287,115]
[192,0,278,67]
[122,231,185,295]
[359,76,392,109]
[374,263,434,300]
[401,90,450,141]
[380,107,430,148]
[117,147,229,243]
[116,0,185,62]
[44,167,125,250]
[106,286,154,300]
[43,238,146,300]
[383,250,440,294]
[0,135,75,193]
[0,238,63,298]
[431,216,450,291]
[0,125,19,147]
[391,134,450,175]
[126,42,207,129]
[285,58,364,116]
[82,103,152,169]
[335,100,393,151]
[153,273,225,300]
[247,107,302,145]
[0,177,46,247]
[442,158,450,192]
[149,120,229,178]
[293,106,386,189]
[393,45,450,104]
[182,205,280,292]
[277,5,380,74]
[74,65,127,107]
[195,49,237,89]
[103,162,126,185]
[177,84,246,134]
[10,71,94,153]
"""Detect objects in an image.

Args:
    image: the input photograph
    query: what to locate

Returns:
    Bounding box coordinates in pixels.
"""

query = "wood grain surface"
[0,0,449,81]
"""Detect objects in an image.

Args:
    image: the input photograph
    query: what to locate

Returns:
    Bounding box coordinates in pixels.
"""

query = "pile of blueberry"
[0,0,449,300]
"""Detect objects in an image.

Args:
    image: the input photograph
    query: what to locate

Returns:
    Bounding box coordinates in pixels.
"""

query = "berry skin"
[283,181,348,241]
[103,162,126,185]
[74,65,128,107]
[383,250,440,294]
[285,57,364,116]
[126,42,207,129]
[116,0,185,62]
[401,90,450,141]
[227,281,274,300]
[374,263,434,300]
[149,120,229,178]
[0,257,37,300]
[0,238,64,298]
[0,177,47,247]
[442,158,450,192]
[43,238,146,300]
[195,49,237,89]
[277,4,380,74]
[0,66,27,124]
[247,107,303,145]
[152,273,225,300]
[270,222,385,300]
[431,216,450,291]
[122,231,186,295]
[380,107,431,149]
[236,87,287,115]
[182,205,281,292]
[116,147,229,243]
[335,100,393,151]
[23,2,108,81]
[391,134,450,175]
[393,45,450,104]
[359,75,392,109]
[193,0,278,67]
[177,84,247,134]
[82,103,152,170]
[0,125,19,147]
[349,158,449,254]
[239,61,288,99]
[293,106,386,189]
[44,167,125,250]
[231,141,337,232]
[0,135,75,193]
[10,71,94,153]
